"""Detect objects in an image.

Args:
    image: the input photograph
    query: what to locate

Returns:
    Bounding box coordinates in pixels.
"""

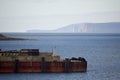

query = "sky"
[0,0,120,32]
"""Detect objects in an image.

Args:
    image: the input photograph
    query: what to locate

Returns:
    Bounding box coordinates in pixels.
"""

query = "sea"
[0,33,120,80]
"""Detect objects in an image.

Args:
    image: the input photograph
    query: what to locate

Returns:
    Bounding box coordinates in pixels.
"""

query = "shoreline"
[0,34,30,41]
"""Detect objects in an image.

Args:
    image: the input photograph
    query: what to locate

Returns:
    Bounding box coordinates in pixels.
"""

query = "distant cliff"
[0,34,28,40]
[27,22,120,33]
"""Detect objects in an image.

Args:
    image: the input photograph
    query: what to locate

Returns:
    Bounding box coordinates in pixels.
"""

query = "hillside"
[27,22,120,33]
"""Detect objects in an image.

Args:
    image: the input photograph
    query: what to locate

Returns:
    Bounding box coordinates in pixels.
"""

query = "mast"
[52,46,56,54]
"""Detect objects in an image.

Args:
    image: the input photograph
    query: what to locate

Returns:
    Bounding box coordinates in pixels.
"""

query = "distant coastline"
[0,34,29,40]
[2,32,120,36]
[27,22,120,33]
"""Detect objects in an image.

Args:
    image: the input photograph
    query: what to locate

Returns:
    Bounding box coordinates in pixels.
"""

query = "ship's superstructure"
[0,49,87,73]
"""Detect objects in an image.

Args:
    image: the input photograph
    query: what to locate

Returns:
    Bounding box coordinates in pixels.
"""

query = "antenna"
[52,46,56,54]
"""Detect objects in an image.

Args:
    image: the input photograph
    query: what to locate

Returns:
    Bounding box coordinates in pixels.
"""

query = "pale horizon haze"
[0,0,120,32]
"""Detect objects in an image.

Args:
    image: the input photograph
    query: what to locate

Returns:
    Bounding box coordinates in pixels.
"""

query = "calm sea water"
[0,33,120,80]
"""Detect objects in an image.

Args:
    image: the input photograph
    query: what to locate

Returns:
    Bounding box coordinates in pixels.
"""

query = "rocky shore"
[0,34,29,40]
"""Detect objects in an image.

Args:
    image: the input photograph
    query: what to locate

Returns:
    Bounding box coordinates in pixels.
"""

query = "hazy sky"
[0,0,120,32]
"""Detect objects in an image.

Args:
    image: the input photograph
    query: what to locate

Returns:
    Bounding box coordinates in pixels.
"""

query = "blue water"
[0,33,120,80]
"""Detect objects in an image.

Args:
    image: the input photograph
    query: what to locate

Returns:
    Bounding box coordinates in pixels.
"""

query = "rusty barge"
[0,49,87,73]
